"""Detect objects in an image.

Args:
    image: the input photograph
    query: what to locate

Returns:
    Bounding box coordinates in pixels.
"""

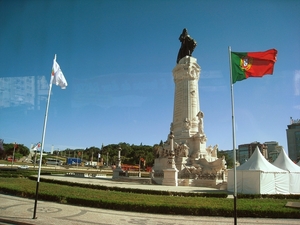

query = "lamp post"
[77,151,79,168]
[112,145,123,179]
[117,146,122,168]
[55,148,59,167]
[97,151,100,170]
[106,151,109,168]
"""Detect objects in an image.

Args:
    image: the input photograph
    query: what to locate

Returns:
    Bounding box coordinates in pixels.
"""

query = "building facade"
[237,141,268,164]
[220,141,283,165]
[264,141,283,163]
[287,117,300,163]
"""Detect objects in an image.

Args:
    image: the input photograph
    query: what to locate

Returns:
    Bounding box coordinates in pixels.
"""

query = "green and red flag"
[231,49,277,84]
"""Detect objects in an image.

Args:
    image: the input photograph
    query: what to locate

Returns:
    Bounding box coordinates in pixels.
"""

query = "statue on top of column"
[176,28,197,64]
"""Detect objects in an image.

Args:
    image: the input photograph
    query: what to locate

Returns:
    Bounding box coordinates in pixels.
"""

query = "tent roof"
[237,147,286,172]
[273,149,300,172]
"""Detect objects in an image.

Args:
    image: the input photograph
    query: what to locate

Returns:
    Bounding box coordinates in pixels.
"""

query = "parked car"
[18,165,29,169]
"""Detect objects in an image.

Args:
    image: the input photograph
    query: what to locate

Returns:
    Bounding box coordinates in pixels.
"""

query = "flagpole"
[32,54,56,219]
[228,46,237,225]
[11,142,16,168]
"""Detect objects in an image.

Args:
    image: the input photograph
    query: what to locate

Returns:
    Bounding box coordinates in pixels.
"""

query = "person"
[176,28,197,63]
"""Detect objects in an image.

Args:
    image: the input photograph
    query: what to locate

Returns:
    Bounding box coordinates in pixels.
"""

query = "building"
[264,141,283,163]
[237,141,267,164]
[286,117,300,163]
[220,141,284,165]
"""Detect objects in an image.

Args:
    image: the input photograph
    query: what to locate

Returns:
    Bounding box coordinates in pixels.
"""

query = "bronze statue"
[176,28,197,63]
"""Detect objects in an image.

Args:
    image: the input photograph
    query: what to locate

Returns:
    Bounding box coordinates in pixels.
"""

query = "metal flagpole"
[32,55,55,219]
[228,46,237,225]
[11,142,16,168]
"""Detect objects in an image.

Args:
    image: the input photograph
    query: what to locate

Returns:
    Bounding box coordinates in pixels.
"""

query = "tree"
[84,146,101,161]
[1,143,30,160]
[53,142,158,167]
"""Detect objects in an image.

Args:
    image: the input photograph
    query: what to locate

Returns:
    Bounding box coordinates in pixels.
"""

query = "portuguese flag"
[231,49,277,84]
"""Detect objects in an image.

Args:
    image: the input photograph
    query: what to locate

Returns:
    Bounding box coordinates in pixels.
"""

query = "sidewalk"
[1,175,299,225]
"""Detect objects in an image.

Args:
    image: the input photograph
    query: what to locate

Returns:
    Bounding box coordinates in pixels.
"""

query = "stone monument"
[151,29,226,188]
[112,146,125,179]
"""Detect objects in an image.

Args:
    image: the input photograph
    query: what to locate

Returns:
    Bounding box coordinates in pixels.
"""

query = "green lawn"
[0,177,299,218]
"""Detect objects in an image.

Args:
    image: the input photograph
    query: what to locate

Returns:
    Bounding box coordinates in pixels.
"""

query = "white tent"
[273,149,300,194]
[297,161,300,166]
[227,147,289,194]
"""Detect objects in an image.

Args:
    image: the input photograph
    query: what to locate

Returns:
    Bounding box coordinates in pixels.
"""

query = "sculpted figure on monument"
[197,111,204,134]
[156,146,164,158]
[206,145,213,157]
[184,118,191,130]
[211,144,218,158]
[198,156,226,175]
[178,143,189,157]
[176,28,197,63]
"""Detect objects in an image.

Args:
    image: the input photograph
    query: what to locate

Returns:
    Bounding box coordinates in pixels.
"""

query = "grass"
[0,177,300,218]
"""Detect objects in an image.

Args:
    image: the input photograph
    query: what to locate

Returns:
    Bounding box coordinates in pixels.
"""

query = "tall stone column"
[172,56,201,143]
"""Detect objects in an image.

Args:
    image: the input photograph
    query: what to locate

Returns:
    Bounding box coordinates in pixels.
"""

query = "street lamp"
[106,151,109,167]
[56,148,59,166]
[112,145,124,179]
[97,151,101,170]
[117,146,122,168]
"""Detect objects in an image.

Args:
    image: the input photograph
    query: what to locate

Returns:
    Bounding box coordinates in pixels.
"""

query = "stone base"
[177,178,226,188]
[177,179,192,186]
[192,179,217,188]
[162,168,178,186]
[112,167,125,179]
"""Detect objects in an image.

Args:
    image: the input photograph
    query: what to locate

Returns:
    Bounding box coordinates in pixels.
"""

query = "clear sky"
[0,0,299,152]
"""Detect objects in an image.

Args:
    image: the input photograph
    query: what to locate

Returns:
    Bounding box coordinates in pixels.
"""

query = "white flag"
[51,54,67,89]
[32,142,41,151]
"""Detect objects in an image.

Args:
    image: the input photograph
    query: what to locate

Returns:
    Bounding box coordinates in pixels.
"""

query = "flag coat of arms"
[231,49,277,83]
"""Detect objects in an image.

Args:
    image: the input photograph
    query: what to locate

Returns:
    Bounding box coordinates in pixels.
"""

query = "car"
[18,165,29,169]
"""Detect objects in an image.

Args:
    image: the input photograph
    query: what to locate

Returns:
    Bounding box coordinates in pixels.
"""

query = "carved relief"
[173,62,200,82]
[184,118,191,130]
[178,143,189,157]
[198,156,226,175]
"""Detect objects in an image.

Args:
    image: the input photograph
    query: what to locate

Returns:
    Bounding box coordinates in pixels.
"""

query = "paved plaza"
[0,175,299,225]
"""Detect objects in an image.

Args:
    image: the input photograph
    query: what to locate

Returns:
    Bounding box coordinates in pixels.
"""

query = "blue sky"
[0,0,299,153]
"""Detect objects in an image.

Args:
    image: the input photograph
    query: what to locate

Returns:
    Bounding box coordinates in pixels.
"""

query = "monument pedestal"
[112,167,125,179]
[162,168,178,186]
[162,155,178,186]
